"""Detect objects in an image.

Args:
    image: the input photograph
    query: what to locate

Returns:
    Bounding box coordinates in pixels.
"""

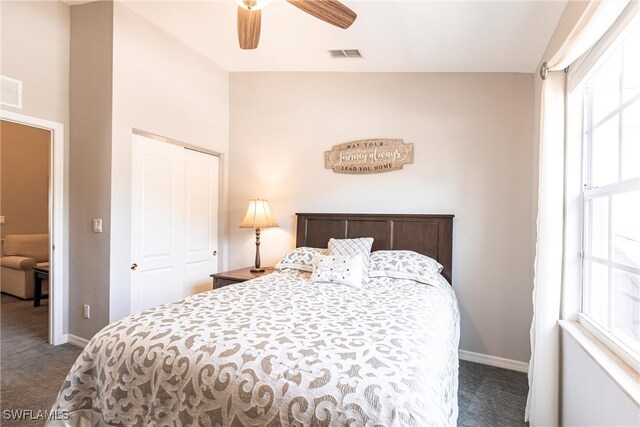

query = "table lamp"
[239,198,278,272]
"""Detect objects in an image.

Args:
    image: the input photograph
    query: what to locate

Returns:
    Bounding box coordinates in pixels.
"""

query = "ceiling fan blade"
[237,6,261,49]
[287,0,356,29]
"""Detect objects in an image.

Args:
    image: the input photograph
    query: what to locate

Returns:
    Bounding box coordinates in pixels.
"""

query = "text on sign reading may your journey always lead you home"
[324,139,414,174]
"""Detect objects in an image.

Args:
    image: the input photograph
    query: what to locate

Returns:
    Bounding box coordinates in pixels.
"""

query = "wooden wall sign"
[324,139,414,174]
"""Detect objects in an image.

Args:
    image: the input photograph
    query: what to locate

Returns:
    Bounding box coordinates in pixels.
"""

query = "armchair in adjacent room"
[1,234,49,299]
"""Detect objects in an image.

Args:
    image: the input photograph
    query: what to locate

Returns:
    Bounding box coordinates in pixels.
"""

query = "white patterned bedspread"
[50,269,460,427]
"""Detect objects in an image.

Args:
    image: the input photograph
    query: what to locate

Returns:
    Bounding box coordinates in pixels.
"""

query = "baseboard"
[459,349,529,373]
[62,333,89,349]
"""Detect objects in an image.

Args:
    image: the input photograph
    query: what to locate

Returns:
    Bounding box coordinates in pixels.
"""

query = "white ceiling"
[117,0,567,73]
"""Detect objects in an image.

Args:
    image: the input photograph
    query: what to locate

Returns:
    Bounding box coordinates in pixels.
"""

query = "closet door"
[183,149,219,296]
[131,135,220,313]
[131,134,185,313]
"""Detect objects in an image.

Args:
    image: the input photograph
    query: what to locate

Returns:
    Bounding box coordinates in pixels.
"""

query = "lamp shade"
[239,199,278,229]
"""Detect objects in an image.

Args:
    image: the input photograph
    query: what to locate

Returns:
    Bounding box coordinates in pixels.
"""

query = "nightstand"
[210,266,275,289]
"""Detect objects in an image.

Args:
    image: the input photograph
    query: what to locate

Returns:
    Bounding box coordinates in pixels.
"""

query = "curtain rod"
[540,62,569,80]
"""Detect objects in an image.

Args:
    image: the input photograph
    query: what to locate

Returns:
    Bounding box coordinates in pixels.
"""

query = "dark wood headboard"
[295,213,454,284]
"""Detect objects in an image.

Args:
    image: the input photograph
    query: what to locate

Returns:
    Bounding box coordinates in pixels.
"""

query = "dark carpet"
[1,294,82,426]
[1,294,529,426]
[458,359,529,426]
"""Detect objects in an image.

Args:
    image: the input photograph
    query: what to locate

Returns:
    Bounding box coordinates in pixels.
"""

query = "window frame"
[579,22,640,371]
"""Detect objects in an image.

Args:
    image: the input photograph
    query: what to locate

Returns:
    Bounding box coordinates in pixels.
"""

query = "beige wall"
[0,120,50,237]
[229,72,536,363]
[69,1,113,339]
[109,2,229,323]
[0,0,70,331]
[0,1,70,124]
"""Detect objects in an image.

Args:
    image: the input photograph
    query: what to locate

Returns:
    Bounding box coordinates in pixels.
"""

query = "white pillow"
[328,237,373,282]
[369,250,443,284]
[311,254,363,288]
[276,247,328,272]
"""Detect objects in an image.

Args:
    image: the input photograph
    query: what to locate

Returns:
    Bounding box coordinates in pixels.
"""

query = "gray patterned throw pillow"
[276,247,328,272]
[369,250,443,285]
[328,237,374,283]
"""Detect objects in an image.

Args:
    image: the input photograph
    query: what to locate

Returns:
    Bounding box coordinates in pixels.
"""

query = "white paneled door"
[184,149,219,296]
[131,134,219,313]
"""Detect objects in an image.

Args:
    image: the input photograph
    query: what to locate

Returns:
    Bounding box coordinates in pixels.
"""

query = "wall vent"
[1,75,22,109]
[327,49,362,59]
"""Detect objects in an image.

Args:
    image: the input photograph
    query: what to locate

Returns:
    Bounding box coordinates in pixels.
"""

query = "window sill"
[559,320,640,408]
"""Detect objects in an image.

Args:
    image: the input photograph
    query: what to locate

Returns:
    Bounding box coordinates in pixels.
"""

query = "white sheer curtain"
[526,70,566,427]
[526,1,630,425]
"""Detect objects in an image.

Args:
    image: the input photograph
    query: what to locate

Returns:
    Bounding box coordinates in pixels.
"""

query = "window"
[582,21,640,367]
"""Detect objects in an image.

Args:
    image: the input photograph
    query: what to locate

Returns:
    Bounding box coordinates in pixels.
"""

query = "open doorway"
[1,120,51,344]
[0,111,65,346]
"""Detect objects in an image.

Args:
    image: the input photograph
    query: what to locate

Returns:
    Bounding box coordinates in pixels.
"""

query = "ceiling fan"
[236,0,357,49]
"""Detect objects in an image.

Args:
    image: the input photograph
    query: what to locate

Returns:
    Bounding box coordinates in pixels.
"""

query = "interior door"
[131,134,184,313]
[131,135,220,313]
[184,149,219,296]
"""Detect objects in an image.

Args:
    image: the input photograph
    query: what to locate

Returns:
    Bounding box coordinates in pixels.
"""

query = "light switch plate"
[92,219,102,233]
[0,216,5,224]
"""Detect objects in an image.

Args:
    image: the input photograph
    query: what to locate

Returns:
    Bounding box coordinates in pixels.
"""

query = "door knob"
[212,250,218,256]
[131,263,138,271]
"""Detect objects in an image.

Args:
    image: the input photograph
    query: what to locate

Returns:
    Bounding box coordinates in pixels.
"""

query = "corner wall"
[69,1,113,338]
[229,72,536,363]
[65,1,230,339]
[109,2,230,323]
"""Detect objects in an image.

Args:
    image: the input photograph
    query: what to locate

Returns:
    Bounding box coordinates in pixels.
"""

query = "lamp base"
[250,267,265,273]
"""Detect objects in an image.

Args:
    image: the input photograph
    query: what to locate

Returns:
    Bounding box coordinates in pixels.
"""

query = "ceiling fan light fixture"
[236,0,357,50]
[235,0,273,11]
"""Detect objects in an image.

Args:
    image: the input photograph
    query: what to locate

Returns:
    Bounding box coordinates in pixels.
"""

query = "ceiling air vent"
[0,75,22,109]
[327,49,362,59]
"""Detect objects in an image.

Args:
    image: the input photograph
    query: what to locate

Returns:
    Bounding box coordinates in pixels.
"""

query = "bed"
[50,213,459,426]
